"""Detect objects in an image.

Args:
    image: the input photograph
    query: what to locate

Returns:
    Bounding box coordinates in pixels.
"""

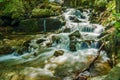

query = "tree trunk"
[116,0,120,13]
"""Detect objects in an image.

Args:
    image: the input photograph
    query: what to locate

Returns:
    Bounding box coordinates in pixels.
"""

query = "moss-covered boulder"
[32,8,54,18]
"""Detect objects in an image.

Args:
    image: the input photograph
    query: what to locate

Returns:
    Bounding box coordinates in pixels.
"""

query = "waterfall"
[0,8,110,80]
[43,19,46,32]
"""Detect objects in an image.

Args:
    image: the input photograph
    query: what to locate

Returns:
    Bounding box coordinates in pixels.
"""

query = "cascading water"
[0,8,111,80]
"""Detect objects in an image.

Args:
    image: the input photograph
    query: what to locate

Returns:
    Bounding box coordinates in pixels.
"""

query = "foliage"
[106,0,116,13]
[0,0,3,2]
[3,0,25,19]
[94,0,107,11]
[32,8,54,17]
[32,2,62,17]
[114,13,120,32]
[115,21,120,31]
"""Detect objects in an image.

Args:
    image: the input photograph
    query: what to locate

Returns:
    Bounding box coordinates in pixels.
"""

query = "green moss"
[32,8,54,17]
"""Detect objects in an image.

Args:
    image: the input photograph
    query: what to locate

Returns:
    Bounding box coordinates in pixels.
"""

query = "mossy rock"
[32,8,54,18]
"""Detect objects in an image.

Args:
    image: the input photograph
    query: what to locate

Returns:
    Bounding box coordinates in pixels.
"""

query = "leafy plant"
[3,0,25,19]
[115,21,120,31]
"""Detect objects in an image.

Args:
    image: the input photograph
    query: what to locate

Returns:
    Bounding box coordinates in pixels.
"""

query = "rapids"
[0,8,111,80]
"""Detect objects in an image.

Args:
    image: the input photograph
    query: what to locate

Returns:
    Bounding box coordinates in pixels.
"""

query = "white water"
[0,8,109,80]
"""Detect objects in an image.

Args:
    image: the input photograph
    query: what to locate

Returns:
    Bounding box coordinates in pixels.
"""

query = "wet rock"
[52,35,61,44]
[18,17,63,32]
[36,38,46,44]
[0,46,14,55]
[38,17,62,31]
[69,36,77,51]
[54,50,64,57]
[22,39,31,48]
[69,16,80,22]
[75,75,87,80]
[16,47,26,55]
[69,30,81,51]
[63,27,71,32]
[69,30,82,39]
[16,39,31,55]
[16,39,32,54]
[69,40,77,51]
[46,42,52,47]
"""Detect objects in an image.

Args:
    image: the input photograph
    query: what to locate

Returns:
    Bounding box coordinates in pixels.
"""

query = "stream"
[0,8,111,80]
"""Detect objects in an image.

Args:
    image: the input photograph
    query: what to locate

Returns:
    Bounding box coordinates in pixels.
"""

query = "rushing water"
[0,8,110,80]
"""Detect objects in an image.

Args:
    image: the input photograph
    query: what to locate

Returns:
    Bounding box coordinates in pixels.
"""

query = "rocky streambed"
[0,8,112,80]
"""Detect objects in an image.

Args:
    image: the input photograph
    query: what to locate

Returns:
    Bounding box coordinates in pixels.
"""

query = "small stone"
[36,38,46,44]
[54,50,64,57]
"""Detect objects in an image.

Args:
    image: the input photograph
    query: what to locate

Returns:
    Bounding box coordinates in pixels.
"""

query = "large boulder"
[38,17,63,31]
[18,17,63,32]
